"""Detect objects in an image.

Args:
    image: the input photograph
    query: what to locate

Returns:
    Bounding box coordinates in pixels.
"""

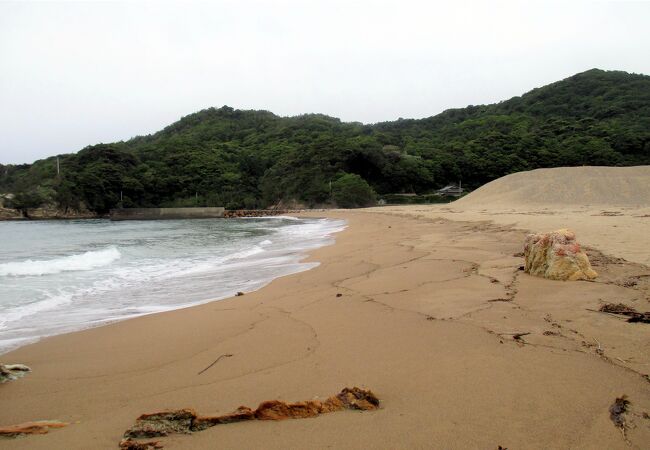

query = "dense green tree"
[54,179,81,213]
[6,187,53,217]
[332,173,376,208]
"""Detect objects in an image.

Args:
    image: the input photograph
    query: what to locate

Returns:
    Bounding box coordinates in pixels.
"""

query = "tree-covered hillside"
[1,69,649,213]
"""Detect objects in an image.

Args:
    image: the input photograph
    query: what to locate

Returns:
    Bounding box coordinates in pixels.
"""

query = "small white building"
[436,184,464,197]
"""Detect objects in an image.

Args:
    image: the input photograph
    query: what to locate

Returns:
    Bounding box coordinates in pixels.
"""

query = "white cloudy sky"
[1,0,649,164]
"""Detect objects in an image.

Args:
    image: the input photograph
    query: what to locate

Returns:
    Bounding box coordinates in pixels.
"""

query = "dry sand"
[1,166,650,449]
[374,166,650,266]
[454,166,650,207]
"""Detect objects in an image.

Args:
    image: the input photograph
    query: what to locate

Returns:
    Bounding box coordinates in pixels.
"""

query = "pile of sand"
[455,166,650,207]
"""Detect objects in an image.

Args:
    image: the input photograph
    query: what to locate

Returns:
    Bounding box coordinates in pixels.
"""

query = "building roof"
[437,184,463,192]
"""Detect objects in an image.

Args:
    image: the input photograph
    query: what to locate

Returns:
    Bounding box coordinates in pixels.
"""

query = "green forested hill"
[1,68,649,213]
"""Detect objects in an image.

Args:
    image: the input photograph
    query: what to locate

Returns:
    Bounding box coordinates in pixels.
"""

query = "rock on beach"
[524,229,598,281]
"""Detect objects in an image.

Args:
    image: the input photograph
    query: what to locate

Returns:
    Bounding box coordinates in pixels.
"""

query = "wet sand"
[1,210,649,449]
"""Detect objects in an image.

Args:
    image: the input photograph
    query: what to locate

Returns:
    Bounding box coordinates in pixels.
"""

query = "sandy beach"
[1,167,650,449]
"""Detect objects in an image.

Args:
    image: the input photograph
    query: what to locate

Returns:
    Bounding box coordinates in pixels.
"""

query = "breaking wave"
[0,247,121,277]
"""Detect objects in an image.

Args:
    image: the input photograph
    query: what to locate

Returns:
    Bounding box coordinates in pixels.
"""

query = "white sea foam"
[0,292,73,330]
[225,245,265,261]
[273,215,302,221]
[0,246,121,277]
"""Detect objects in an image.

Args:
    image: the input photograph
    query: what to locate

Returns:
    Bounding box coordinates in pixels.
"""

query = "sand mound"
[455,166,650,207]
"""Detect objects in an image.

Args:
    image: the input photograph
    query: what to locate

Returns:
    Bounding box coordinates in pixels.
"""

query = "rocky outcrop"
[123,387,379,441]
[0,207,21,220]
[0,206,98,221]
[0,420,68,438]
[524,229,598,281]
[25,207,98,220]
[0,363,31,383]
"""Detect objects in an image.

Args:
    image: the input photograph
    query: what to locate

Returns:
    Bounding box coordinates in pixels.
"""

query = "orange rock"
[318,397,345,413]
[524,229,598,281]
[0,420,68,438]
[122,387,379,444]
[254,400,325,420]
[124,409,196,438]
[252,389,378,420]
[192,406,255,431]
[119,438,164,449]
[336,387,380,410]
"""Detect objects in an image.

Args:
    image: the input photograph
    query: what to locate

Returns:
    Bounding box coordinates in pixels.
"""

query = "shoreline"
[1,209,649,449]
[0,215,345,356]
[0,208,327,222]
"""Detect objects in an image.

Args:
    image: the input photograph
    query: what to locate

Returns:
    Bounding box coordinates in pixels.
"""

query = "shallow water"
[0,216,345,354]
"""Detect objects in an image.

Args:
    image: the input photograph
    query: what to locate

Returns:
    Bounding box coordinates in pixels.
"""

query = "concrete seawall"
[110,207,225,221]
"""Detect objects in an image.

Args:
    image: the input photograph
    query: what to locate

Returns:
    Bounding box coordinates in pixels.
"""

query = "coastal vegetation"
[1,69,648,213]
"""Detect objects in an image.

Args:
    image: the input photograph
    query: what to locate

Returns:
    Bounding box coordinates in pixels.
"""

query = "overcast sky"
[1,0,649,164]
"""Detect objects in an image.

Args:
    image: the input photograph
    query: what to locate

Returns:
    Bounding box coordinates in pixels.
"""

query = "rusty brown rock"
[119,438,164,449]
[191,406,255,431]
[0,420,68,438]
[524,229,597,281]
[318,397,346,413]
[124,409,196,438]
[254,400,324,420]
[122,387,378,446]
[253,387,378,420]
[336,386,380,410]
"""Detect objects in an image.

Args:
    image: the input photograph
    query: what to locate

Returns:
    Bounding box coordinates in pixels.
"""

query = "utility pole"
[56,157,60,177]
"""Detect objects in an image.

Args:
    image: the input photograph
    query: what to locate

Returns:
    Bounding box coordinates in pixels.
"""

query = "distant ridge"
[454,166,650,207]
[1,68,649,213]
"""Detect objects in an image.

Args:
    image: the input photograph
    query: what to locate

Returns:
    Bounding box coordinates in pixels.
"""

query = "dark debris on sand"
[609,395,630,430]
[599,303,650,323]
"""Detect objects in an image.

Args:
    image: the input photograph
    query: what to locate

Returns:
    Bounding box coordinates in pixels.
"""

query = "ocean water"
[0,216,346,355]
